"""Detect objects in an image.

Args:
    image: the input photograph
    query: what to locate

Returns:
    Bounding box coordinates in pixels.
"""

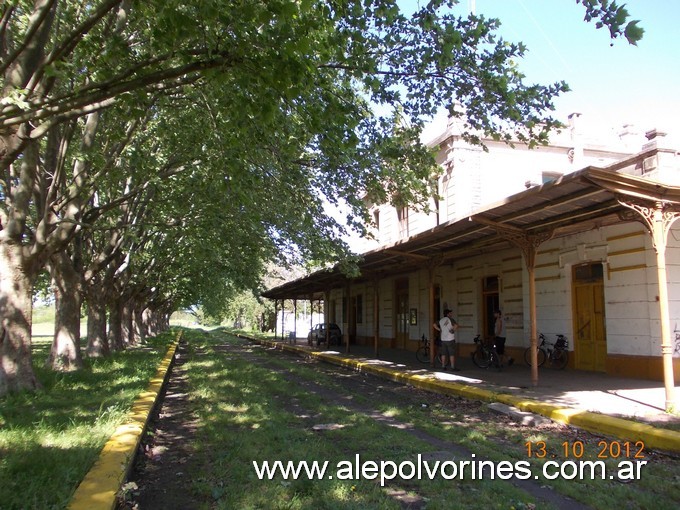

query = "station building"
[263,114,680,409]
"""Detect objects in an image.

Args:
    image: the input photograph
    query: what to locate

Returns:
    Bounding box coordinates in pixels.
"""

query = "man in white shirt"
[438,309,459,371]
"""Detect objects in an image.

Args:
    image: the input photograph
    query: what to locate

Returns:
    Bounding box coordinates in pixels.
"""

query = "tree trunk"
[108,297,125,351]
[121,300,133,346]
[46,251,83,371]
[132,306,145,344]
[144,308,155,337]
[86,288,109,357]
[0,242,39,396]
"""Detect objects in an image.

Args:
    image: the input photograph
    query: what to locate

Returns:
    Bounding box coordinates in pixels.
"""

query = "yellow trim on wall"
[503,267,523,273]
[608,247,646,257]
[608,264,647,277]
[607,230,645,242]
[503,284,522,290]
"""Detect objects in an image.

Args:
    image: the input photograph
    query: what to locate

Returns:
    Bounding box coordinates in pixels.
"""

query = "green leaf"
[624,20,644,46]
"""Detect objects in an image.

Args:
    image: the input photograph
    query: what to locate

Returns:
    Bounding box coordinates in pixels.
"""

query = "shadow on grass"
[0,442,104,510]
[184,330,443,509]
[0,331,176,510]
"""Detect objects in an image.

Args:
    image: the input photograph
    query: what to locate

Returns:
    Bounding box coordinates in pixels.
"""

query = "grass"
[0,329,175,510]
[373,397,676,509]
[180,329,680,510]
[4,323,676,509]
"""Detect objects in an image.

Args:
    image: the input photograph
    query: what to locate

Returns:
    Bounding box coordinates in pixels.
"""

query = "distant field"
[30,306,205,337]
[32,304,55,324]
[31,305,86,338]
[32,305,55,337]
[170,310,197,328]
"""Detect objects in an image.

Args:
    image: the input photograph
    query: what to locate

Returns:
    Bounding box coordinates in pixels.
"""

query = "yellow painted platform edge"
[67,331,182,510]
[248,337,680,454]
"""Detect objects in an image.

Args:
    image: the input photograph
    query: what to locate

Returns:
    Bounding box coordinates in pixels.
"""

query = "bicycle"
[416,335,433,363]
[471,334,501,369]
[523,333,569,369]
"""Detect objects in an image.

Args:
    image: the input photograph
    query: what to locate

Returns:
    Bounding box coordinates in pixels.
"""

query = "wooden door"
[395,280,409,349]
[483,276,500,339]
[573,264,607,371]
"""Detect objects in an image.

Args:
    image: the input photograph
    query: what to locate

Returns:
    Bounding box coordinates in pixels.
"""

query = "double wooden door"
[572,264,607,371]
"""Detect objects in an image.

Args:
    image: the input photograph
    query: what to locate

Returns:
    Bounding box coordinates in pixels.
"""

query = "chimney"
[642,129,668,151]
[568,112,582,129]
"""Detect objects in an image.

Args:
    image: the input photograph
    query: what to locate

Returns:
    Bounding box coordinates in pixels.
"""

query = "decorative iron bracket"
[618,198,680,253]
[470,215,554,267]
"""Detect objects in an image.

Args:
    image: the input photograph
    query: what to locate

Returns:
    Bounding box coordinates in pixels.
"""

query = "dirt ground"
[119,344,202,509]
[119,338,677,510]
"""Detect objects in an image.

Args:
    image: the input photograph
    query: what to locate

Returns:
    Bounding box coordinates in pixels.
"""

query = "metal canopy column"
[620,199,680,412]
[584,168,680,413]
[428,256,443,367]
[309,295,314,346]
[345,280,351,354]
[324,289,331,346]
[509,232,554,387]
[472,216,553,387]
[292,299,297,344]
[373,279,380,357]
[280,300,285,341]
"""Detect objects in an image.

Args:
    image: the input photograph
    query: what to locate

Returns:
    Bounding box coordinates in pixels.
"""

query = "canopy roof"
[263,148,680,300]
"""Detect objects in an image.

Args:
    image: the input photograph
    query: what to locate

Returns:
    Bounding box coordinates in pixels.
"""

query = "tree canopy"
[0,0,642,394]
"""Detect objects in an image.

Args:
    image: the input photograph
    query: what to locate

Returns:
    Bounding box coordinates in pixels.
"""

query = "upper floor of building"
[358,113,677,252]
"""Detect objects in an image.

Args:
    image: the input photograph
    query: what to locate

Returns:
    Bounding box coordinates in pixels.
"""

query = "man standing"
[494,310,514,367]
[438,309,459,371]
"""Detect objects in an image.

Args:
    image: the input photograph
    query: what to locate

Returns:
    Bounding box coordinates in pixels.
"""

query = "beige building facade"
[264,117,680,409]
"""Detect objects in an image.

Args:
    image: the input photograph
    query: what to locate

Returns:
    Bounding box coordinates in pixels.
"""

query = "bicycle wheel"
[524,347,547,367]
[551,349,568,369]
[472,347,492,368]
[416,345,430,364]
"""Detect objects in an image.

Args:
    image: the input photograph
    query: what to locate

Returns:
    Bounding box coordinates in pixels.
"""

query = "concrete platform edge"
[248,336,680,454]
[67,330,183,510]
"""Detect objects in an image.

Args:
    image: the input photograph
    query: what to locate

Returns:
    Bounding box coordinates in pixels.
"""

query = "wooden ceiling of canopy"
[263,148,680,301]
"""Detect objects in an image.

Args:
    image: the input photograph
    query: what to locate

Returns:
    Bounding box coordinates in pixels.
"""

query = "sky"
[336,0,680,249]
[412,0,680,137]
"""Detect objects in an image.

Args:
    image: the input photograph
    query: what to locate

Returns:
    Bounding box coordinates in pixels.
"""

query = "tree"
[0,0,641,395]
[576,0,644,45]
